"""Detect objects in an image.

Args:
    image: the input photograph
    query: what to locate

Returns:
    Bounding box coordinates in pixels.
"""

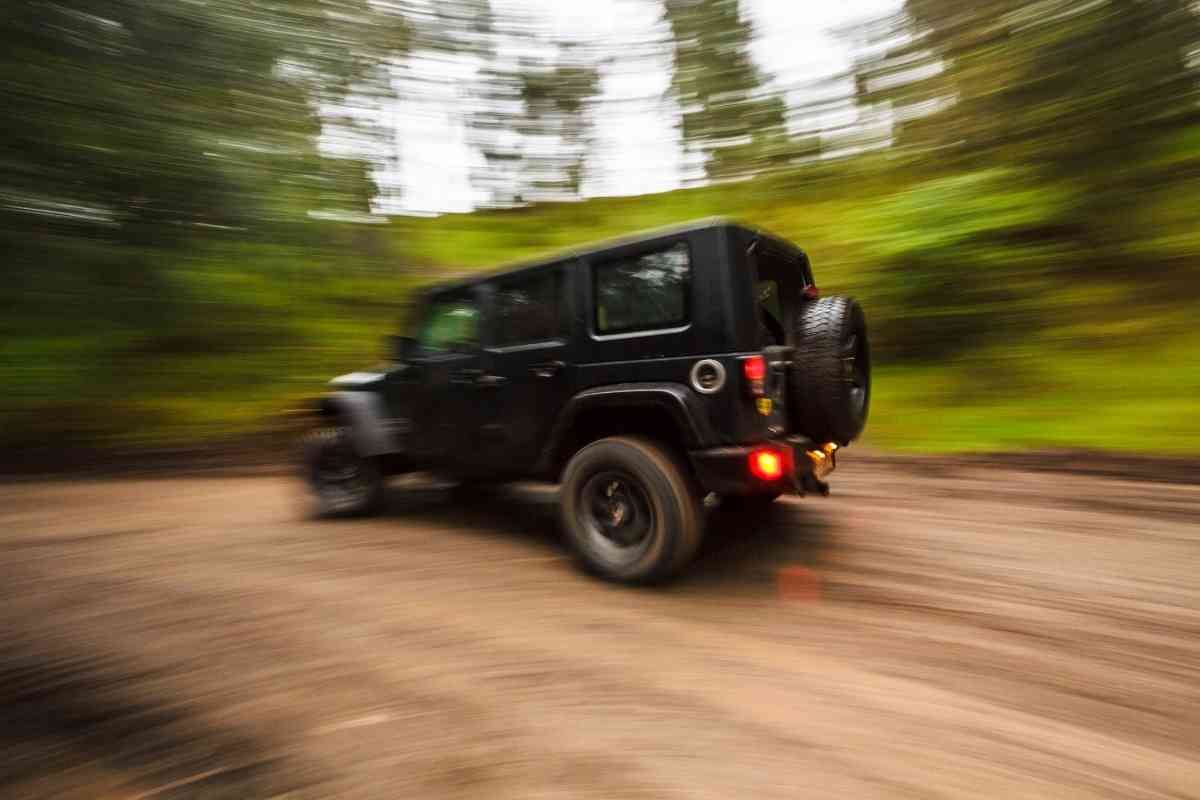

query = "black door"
[404,289,486,468]
[478,266,573,476]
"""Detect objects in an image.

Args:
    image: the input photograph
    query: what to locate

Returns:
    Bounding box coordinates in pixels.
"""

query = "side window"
[418,294,479,354]
[594,242,690,335]
[493,270,562,347]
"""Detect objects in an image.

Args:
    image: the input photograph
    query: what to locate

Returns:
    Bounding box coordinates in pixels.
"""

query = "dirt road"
[2,457,1198,799]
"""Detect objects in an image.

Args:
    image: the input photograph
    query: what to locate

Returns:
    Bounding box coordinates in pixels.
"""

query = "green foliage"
[2,0,1198,458]
[0,1,408,446]
[846,170,1075,360]
[852,0,1200,268]
[386,152,1199,454]
[7,149,1199,453]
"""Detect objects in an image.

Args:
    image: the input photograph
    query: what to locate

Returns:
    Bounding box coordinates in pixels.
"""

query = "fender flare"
[317,391,399,458]
[536,383,714,473]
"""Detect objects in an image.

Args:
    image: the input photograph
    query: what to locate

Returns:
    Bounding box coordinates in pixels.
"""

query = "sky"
[374,0,902,216]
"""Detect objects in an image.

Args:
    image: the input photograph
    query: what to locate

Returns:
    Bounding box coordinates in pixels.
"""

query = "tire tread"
[788,296,870,444]
[560,435,704,583]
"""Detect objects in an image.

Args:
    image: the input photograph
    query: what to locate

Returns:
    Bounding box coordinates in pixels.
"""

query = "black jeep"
[306,219,870,583]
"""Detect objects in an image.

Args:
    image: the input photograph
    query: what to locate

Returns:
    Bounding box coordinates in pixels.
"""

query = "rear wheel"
[788,296,871,445]
[560,437,704,584]
[305,426,384,517]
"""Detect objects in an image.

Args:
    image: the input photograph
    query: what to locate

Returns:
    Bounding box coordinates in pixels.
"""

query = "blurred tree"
[837,0,1200,360]
[849,0,1200,259]
[471,64,530,207]
[0,1,408,256]
[518,45,602,200]
[418,0,497,53]
[854,1,1200,157]
[463,5,600,205]
[0,0,413,445]
[471,75,530,205]
[662,0,794,181]
[450,0,526,207]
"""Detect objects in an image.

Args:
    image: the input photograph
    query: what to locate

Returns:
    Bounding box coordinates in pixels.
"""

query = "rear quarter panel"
[568,225,771,446]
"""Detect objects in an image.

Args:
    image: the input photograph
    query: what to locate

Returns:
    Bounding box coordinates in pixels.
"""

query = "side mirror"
[389,335,417,363]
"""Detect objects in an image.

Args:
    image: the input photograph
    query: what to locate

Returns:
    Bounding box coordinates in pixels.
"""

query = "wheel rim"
[579,470,655,565]
[315,431,371,508]
[841,331,869,418]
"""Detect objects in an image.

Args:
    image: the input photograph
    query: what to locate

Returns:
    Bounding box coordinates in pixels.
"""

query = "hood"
[329,370,386,390]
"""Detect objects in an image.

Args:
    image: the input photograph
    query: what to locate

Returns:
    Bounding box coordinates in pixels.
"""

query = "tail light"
[749,447,785,481]
[742,354,766,396]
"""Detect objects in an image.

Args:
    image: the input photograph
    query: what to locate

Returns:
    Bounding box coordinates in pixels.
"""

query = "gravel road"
[2,457,1198,798]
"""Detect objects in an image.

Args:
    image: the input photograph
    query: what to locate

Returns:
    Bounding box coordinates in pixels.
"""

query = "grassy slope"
[12,162,1193,455]
[391,165,1199,455]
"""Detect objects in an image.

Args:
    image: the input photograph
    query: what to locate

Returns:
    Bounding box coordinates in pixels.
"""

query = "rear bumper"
[689,437,837,497]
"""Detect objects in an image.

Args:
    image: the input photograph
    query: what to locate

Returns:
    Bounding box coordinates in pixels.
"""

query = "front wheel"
[560,437,704,584]
[305,426,384,517]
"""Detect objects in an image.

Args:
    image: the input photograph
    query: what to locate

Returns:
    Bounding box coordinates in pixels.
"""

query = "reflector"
[743,355,766,382]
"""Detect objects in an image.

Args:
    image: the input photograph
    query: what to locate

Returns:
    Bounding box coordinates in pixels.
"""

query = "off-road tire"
[788,296,870,445]
[560,436,704,584]
[305,426,385,517]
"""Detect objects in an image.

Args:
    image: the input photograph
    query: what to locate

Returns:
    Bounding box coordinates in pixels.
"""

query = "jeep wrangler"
[305,219,870,583]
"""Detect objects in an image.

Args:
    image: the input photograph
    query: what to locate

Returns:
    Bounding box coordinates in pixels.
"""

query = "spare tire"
[787,296,870,445]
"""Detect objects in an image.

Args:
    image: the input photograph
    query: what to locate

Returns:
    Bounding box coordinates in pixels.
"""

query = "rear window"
[594,242,690,335]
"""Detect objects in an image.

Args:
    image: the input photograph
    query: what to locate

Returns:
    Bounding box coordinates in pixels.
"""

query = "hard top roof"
[417,217,806,296]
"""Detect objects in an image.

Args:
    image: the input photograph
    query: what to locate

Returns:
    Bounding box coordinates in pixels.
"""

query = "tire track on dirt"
[2,465,1199,799]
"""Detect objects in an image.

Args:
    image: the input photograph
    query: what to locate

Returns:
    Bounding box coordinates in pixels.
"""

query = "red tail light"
[749,448,784,481]
[742,355,766,396]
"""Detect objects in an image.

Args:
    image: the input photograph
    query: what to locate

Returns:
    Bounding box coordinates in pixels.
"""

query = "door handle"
[476,373,508,388]
[450,368,507,387]
[529,360,565,378]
